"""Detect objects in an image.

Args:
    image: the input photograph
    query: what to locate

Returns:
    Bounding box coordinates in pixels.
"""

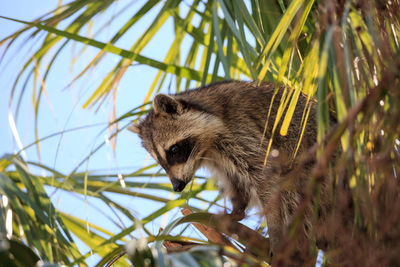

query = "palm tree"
[1,0,399,265]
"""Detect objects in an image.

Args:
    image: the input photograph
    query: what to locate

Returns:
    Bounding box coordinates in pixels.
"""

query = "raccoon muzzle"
[171,177,187,192]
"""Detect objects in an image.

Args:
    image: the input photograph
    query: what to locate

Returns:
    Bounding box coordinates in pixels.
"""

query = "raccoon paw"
[228,209,245,221]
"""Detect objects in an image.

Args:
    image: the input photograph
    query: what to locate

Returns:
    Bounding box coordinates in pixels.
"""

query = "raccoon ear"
[127,123,140,134]
[153,94,184,115]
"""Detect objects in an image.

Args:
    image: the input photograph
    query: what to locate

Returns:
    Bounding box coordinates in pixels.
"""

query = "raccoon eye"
[166,138,194,165]
[169,144,179,154]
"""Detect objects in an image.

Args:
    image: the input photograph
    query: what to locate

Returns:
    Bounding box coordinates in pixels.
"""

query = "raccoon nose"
[171,178,186,192]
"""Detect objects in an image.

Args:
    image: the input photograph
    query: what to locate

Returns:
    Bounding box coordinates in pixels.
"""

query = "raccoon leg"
[267,190,317,266]
[226,174,249,221]
[230,195,247,221]
[264,205,284,254]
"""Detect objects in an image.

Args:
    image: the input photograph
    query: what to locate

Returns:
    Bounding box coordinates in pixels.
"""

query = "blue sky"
[0,0,192,264]
[0,1,260,265]
[1,1,167,168]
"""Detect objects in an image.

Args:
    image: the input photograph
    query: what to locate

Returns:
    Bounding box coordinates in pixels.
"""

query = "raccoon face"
[129,94,223,192]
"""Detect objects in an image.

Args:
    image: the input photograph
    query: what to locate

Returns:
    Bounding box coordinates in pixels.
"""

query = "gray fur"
[132,81,322,257]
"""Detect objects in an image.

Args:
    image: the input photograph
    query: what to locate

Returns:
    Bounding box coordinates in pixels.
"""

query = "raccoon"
[129,81,324,261]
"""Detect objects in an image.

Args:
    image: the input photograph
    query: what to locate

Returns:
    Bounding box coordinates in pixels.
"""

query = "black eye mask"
[166,138,195,165]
